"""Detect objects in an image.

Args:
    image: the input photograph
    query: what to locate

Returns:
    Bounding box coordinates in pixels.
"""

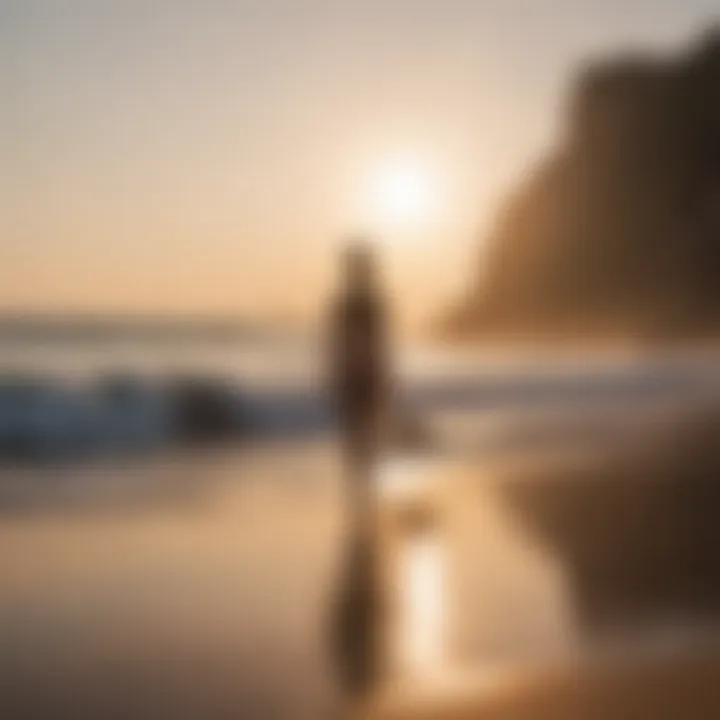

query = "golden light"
[362,157,441,234]
[400,533,446,675]
[380,461,447,677]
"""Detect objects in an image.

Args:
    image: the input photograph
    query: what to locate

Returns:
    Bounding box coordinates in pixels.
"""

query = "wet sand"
[0,444,346,719]
[1,405,719,719]
[370,409,720,719]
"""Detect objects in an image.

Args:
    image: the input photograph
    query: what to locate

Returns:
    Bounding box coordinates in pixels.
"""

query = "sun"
[363,158,440,233]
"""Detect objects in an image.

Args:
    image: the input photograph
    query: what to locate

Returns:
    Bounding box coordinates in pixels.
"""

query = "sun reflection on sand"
[375,456,578,696]
[397,532,446,676]
[377,459,449,681]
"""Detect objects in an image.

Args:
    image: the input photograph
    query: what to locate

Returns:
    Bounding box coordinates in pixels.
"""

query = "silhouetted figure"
[330,241,389,495]
[328,241,389,701]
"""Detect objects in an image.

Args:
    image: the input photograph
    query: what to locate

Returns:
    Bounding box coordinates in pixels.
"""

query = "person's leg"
[342,411,378,517]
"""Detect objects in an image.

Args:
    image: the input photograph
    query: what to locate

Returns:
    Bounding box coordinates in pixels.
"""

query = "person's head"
[343,239,377,295]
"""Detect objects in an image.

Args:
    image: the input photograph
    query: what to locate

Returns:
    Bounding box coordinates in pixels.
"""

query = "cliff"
[446,30,720,341]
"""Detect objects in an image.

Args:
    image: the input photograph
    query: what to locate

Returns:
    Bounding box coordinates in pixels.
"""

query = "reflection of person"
[330,240,389,489]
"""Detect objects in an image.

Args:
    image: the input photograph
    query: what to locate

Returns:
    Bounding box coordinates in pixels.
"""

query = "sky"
[1,0,718,329]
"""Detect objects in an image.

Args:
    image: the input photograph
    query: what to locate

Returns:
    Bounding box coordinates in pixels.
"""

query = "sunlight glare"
[363,158,441,234]
[399,533,446,676]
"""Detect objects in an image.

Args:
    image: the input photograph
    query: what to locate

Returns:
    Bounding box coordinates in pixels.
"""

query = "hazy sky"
[1,0,717,328]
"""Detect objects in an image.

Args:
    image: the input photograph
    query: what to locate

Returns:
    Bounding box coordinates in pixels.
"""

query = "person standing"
[330,240,390,493]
